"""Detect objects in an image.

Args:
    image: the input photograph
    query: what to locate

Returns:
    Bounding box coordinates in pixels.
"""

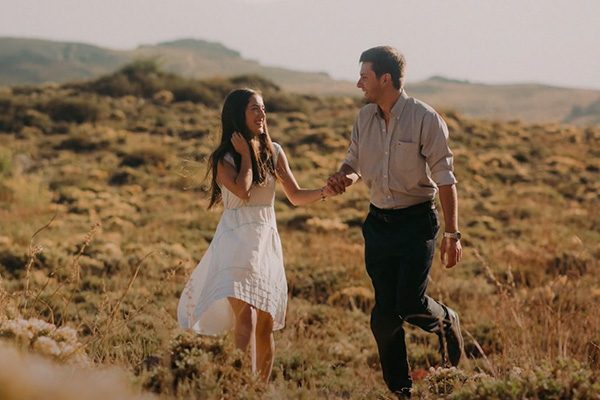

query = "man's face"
[356,62,383,103]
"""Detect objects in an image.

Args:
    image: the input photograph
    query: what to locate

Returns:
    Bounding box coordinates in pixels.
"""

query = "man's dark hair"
[359,46,406,90]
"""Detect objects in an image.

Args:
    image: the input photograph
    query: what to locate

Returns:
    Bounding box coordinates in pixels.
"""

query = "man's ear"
[382,73,391,86]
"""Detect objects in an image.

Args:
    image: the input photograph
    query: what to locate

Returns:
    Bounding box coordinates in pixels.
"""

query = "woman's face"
[244,94,266,136]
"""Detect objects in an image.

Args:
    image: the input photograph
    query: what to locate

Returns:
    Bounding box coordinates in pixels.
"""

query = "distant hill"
[406,77,600,126]
[0,37,350,95]
[1,37,598,125]
[0,37,129,84]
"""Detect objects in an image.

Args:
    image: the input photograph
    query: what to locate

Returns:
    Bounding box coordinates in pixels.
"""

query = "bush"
[229,74,281,93]
[21,109,53,133]
[80,59,174,98]
[171,84,221,107]
[327,286,374,313]
[265,92,310,113]
[71,61,285,110]
[43,97,102,123]
[136,332,258,397]
[0,247,27,276]
[108,168,140,186]
[464,322,503,358]
[119,145,167,168]
[0,97,53,133]
[0,148,11,178]
[424,367,469,397]
[55,131,112,153]
[449,361,600,400]
[0,317,88,364]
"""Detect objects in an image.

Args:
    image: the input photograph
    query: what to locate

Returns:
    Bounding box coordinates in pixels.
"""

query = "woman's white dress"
[177,143,287,335]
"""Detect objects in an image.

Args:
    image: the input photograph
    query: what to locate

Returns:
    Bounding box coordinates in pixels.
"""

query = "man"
[327,46,464,399]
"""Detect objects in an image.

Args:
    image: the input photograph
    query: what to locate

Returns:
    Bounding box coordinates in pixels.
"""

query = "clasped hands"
[323,172,354,197]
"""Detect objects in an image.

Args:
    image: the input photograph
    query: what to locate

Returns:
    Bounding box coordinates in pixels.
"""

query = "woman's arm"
[216,133,253,201]
[275,146,334,206]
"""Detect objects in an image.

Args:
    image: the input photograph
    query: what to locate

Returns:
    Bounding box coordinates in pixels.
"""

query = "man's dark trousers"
[362,201,448,392]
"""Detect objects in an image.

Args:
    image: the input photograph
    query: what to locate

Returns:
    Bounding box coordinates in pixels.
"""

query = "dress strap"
[272,142,282,166]
[223,152,235,167]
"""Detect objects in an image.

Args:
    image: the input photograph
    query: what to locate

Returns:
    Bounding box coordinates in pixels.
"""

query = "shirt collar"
[375,89,409,119]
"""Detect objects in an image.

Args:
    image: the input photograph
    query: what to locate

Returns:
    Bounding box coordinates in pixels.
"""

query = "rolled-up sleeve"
[343,120,360,175]
[421,111,457,186]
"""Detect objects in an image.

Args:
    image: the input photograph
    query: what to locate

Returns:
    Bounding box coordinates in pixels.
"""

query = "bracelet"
[320,186,326,201]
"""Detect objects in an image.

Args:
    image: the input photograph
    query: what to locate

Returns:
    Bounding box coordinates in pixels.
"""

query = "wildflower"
[33,336,61,357]
[54,326,78,344]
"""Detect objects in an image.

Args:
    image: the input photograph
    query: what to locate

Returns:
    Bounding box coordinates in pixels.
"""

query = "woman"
[177,88,335,382]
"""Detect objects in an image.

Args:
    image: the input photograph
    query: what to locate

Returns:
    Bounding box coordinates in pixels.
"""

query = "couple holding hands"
[177,45,463,399]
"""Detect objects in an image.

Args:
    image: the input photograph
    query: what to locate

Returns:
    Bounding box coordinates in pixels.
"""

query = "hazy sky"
[2,0,599,89]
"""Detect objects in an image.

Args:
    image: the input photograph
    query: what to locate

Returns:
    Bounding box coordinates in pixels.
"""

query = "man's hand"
[440,237,462,269]
[327,172,353,194]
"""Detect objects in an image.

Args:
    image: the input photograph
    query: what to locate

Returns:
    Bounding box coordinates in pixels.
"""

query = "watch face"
[445,232,461,240]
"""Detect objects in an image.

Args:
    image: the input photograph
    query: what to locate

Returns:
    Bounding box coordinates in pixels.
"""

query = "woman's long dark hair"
[207,88,276,209]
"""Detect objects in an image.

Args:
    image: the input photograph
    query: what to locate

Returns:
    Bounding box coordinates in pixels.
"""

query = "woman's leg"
[228,297,257,373]
[255,309,275,383]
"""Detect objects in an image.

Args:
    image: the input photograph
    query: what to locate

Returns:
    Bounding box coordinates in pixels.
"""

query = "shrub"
[21,109,53,133]
[119,145,167,168]
[464,322,503,358]
[108,168,140,186]
[265,92,309,113]
[0,317,88,364]
[171,84,221,107]
[0,247,28,276]
[79,59,173,98]
[424,367,469,397]
[327,286,374,313]
[0,148,11,178]
[229,74,281,93]
[55,131,112,153]
[0,97,52,133]
[450,361,600,400]
[152,90,174,105]
[287,264,347,303]
[43,97,102,123]
[136,332,258,397]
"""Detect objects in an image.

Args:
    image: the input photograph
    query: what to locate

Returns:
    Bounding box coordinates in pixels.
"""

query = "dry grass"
[0,74,598,398]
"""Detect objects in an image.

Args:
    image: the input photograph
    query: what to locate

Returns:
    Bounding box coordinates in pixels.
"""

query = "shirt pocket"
[392,141,420,172]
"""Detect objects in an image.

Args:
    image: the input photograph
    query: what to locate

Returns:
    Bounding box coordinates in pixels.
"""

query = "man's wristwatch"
[443,231,462,241]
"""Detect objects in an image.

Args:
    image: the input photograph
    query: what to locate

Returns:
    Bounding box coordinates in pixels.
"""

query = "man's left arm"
[438,184,462,268]
[420,111,462,268]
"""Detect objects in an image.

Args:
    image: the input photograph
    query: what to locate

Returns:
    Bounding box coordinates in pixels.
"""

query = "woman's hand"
[231,132,250,156]
[322,184,337,198]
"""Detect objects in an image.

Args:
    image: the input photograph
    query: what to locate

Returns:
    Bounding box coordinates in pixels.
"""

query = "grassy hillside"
[407,76,600,126]
[0,65,599,399]
[2,37,599,126]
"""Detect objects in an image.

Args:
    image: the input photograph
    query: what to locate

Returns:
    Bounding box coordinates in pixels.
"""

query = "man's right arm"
[327,163,358,194]
[328,118,361,194]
